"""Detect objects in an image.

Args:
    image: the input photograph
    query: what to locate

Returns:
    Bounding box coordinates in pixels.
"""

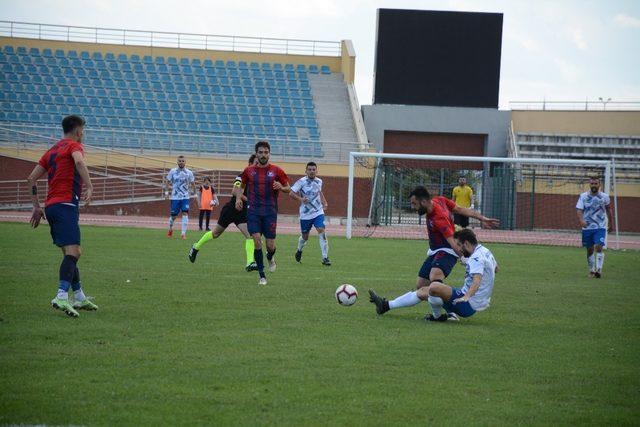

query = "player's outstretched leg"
[245,238,257,271]
[167,215,175,237]
[189,230,215,263]
[368,289,390,315]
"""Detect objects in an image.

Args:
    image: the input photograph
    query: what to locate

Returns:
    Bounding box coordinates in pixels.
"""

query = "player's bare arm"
[320,191,328,210]
[27,164,47,228]
[606,205,613,233]
[453,273,482,304]
[445,235,464,257]
[453,206,500,228]
[233,182,244,211]
[72,151,93,205]
[273,181,291,193]
[289,190,309,204]
[576,209,587,228]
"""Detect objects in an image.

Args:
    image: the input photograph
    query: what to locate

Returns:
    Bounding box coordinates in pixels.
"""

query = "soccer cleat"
[51,297,79,318]
[368,289,390,315]
[188,246,199,263]
[268,258,277,272]
[322,258,331,266]
[594,271,602,279]
[258,277,267,286]
[447,312,460,321]
[588,271,596,278]
[295,250,302,263]
[167,229,173,238]
[245,262,258,272]
[424,313,448,322]
[73,299,98,311]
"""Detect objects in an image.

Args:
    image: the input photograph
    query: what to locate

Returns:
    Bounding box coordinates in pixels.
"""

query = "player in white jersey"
[576,176,613,278]
[425,228,498,322]
[166,155,195,239]
[289,162,330,266]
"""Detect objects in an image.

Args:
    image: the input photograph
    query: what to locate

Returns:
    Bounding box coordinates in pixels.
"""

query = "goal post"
[346,152,619,249]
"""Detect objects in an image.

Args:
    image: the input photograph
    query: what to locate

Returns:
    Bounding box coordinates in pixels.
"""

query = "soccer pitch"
[1,222,639,425]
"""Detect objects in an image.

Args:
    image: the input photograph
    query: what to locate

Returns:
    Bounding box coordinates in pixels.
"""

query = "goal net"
[347,152,620,248]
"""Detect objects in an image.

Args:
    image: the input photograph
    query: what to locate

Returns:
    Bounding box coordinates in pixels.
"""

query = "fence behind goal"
[346,152,619,248]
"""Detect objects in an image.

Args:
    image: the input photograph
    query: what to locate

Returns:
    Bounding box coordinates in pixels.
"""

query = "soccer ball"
[335,284,358,306]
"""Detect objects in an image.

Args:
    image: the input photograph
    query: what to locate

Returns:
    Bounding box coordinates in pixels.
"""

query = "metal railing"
[0,123,363,163]
[510,100,640,111]
[0,21,342,57]
[0,126,238,209]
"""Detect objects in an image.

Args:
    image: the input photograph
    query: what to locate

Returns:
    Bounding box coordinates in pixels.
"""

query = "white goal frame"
[346,152,617,247]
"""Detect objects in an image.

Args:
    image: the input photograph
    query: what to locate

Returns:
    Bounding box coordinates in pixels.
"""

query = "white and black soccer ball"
[335,284,358,306]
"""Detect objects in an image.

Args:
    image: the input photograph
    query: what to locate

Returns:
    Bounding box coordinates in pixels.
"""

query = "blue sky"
[1,0,638,109]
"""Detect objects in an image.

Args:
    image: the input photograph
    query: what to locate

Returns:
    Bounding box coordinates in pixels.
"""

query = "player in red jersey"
[368,185,499,320]
[27,115,97,318]
[236,141,290,285]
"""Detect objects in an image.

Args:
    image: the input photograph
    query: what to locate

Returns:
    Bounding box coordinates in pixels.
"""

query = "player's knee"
[301,233,309,240]
[416,287,429,301]
[416,277,429,289]
[316,227,325,234]
[427,280,445,296]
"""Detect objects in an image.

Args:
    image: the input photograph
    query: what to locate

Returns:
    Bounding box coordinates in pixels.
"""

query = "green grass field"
[1,221,639,426]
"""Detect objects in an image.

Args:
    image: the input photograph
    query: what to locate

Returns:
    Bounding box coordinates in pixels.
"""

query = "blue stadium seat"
[308,65,319,74]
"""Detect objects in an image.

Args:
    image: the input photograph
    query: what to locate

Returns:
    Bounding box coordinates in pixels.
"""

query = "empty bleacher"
[514,132,640,181]
[0,45,341,157]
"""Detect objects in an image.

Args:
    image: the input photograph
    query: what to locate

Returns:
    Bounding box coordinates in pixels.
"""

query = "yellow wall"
[0,148,351,177]
[340,40,356,84]
[512,110,640,135]
[1,36,343,73]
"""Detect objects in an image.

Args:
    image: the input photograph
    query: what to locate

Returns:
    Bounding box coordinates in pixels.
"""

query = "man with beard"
[368,186,499,321]
[576,176,613,278]
[236,141,290,285]
[423,228,498,321]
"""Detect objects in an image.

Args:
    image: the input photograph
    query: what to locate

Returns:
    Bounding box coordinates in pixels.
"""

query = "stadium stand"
[0,44,357,157]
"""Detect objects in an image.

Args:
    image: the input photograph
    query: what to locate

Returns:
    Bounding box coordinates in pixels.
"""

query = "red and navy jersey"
[240,164,289,216]
[426,196,457,251]
[38,138,84,207]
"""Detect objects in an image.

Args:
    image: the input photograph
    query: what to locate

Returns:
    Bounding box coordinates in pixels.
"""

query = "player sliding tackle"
[369,186,499,321]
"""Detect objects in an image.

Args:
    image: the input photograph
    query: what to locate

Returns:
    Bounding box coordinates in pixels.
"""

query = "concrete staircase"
[309,73,358,144]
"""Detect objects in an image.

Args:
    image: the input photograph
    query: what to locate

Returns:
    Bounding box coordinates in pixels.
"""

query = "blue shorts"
[443,288,477,318]
[582,228,606,247]
[45,203,80,247]
[247,213,278,239]
[419,251,458,279]
[170,199,190,216]
[300,214,325,233]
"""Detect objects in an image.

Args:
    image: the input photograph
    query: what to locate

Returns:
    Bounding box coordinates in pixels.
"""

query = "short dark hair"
[409,186,431,200]
[255,140,270,152]
[248,154,257,164]
[589,176,600,182]
[177,155,185,159]
[61,115,85,134]
[203,176,211,182]
[454,228,478,245]
[306,161,317,169]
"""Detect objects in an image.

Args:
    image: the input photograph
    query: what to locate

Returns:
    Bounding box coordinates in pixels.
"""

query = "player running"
[289,161,331,266]
[27,114,98,317]
[424,228,498,322]
[166,155,195,239]
[236,141,290,285]
[368,185,499,318]
[576,176,613,278]
[188,154,259,272]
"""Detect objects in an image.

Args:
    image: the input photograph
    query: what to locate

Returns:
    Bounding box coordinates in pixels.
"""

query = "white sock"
[588,254,595,271]
[428,296,444,317]
[169,216,174,229]
[56,290,68,299]
[319,232,329,258]
[389,291,421,310]
[596,252,604,272]
[297,236,307,252]
[74,289,86,302]
[181,215,188,235]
